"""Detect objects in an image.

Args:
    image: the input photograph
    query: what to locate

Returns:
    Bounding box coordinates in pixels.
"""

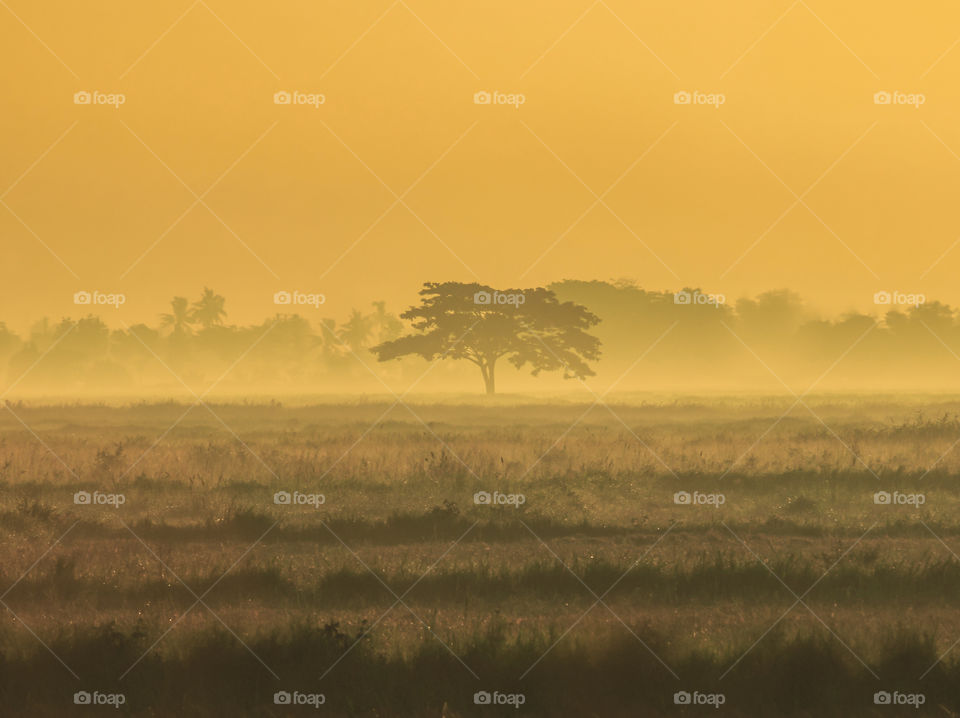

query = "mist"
[2,280,958,400]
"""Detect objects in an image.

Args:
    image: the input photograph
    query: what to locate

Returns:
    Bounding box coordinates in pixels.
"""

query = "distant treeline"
[0,289,410,393]
[553,280,960,391]
[1,281,958,393]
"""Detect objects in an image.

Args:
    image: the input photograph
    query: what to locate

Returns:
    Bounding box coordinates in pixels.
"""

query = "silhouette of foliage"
[5,281,960,393]
[159,297,193,336]
[371,282,601,394]
[190,287,227,329]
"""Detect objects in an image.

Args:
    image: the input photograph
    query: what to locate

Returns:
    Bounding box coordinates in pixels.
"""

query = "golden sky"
[4,0,960,329]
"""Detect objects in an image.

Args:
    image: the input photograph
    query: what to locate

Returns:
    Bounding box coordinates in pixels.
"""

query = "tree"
[370,301,403,344]
[316,318,341,361]
[371,282,601,395]
[111,324,160,382]
[338,309,375,353]
[191,287,227,330]
[160,297,193,336]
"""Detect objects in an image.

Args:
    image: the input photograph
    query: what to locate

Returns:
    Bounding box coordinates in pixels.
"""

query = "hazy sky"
[4,0,960,330]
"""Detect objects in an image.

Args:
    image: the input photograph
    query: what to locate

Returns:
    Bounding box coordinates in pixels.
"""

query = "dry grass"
[1,397,959,715]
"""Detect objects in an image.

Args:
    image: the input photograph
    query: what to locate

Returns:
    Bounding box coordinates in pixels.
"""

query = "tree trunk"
[481,359,496,395]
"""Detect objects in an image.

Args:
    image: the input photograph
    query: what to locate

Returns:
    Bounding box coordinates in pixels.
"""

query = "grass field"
[2,397,960,716]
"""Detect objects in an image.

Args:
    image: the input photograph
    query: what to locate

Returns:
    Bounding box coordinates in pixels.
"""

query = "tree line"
[0,288,408,393]
[2,281,959,394]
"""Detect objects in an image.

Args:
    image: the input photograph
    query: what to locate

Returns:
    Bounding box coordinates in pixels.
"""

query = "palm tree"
[337,309,375,353]
[190,287,226,330]
[370,301,403,343]
[160,297,193,336]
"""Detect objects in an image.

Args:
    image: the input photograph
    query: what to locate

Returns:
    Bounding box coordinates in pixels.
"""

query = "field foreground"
[1,397,960,716]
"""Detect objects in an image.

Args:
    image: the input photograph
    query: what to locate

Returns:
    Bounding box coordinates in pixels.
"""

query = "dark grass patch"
[7,555,960,612]
[0,623,956,716]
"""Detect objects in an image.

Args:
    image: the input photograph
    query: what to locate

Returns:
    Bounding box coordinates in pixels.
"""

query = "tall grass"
[2,400,960,715]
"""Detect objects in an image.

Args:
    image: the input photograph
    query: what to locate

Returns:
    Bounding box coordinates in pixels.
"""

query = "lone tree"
[371,282,601,395]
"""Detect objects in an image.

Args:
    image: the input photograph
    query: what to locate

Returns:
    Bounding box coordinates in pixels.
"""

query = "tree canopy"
[371,282,602,394]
